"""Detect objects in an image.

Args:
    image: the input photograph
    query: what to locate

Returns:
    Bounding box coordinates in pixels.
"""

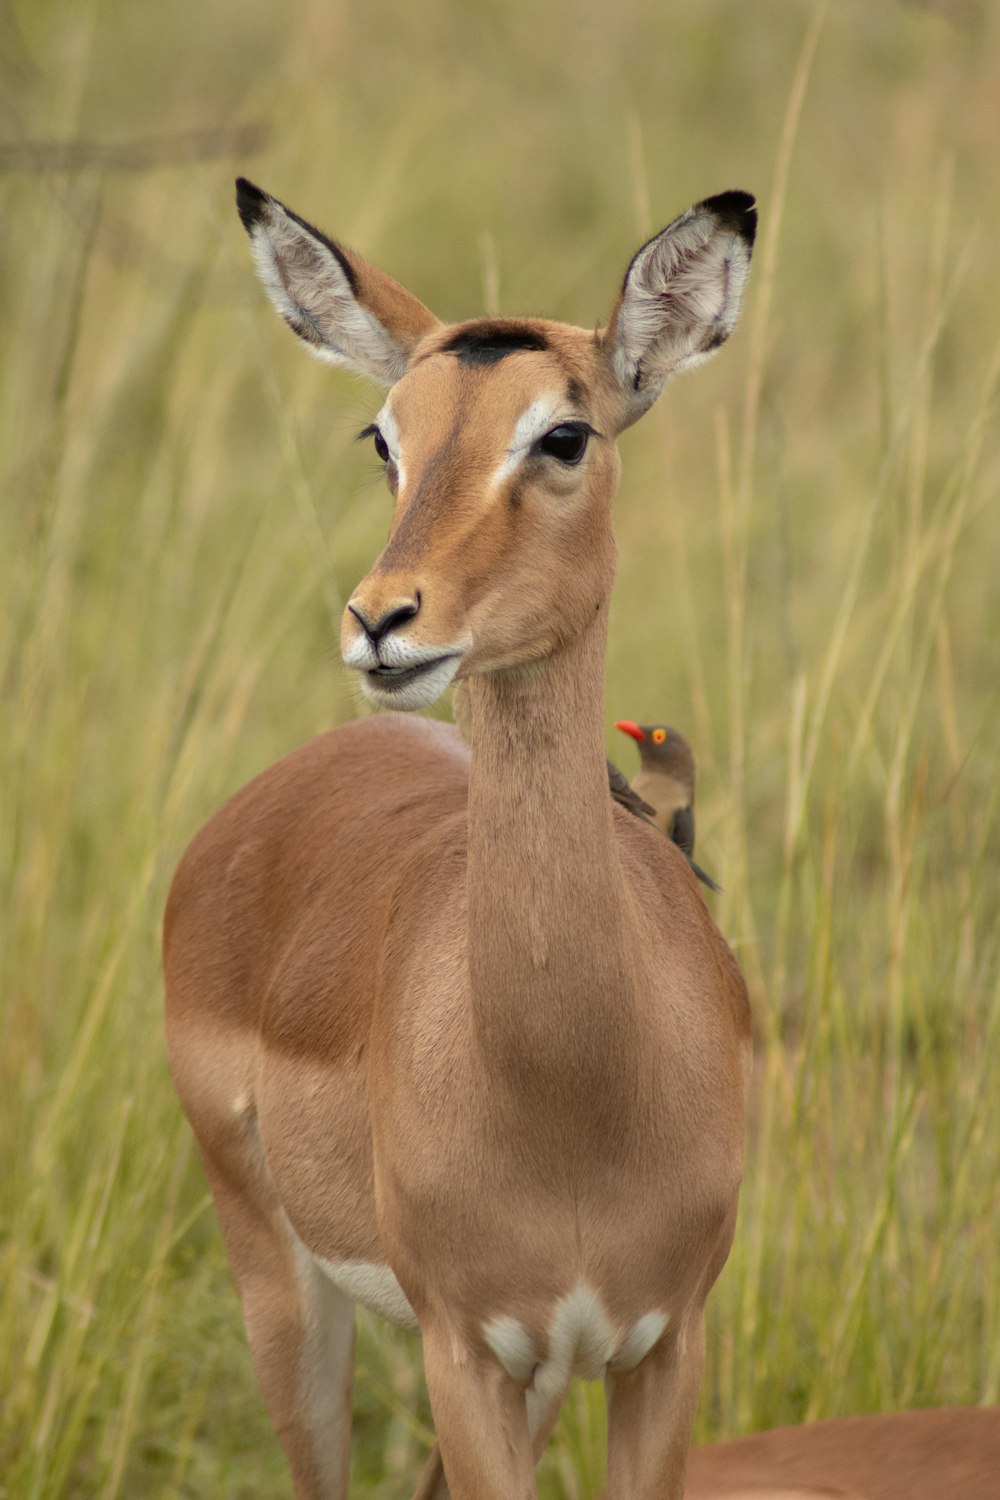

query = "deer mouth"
[368,654,458,685]
[362,652,463,709]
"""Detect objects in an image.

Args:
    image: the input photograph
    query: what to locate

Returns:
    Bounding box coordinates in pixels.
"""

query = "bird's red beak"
[615,720,645,743]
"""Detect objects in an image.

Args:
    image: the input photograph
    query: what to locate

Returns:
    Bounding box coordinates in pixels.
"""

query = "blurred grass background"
[1,0,999,1494]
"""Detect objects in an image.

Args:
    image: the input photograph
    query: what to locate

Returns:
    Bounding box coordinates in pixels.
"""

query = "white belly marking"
[314,1256,418,1330]
[483,1284,669,1413]
[609,1309,669,1372]
[483,1316,539,1382]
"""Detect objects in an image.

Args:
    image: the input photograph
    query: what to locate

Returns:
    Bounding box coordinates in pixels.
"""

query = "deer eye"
[372,429,390,463]
[537,424,590,465]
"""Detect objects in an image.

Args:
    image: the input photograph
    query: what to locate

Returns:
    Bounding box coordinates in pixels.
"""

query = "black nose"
[348,595,420,645]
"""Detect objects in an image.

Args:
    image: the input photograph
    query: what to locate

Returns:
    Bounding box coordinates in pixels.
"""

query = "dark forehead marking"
[439,322,550,366]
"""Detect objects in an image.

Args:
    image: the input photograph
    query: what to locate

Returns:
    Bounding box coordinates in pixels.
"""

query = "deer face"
[342,323,623,709]
[235,178,756,710]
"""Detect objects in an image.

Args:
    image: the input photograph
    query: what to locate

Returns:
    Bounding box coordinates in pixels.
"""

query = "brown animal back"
[685,1407,1000,1500]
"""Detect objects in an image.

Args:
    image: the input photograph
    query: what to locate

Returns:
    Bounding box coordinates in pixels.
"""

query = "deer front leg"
[411,1375,568,1499]
[196,1140,357,1500]
[410,1443,448,1500]
[604,1311,706,1500]
[419,1326,537,1500]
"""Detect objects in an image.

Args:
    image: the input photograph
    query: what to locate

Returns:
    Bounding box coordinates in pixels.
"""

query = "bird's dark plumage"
[606,758,657,821]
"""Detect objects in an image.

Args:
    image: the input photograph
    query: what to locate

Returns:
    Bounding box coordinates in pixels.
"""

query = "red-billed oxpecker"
[613,720,721,892]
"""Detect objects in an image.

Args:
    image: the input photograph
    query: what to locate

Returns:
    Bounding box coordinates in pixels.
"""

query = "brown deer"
[164,177,756,1499]
[685,1406,1000,1499]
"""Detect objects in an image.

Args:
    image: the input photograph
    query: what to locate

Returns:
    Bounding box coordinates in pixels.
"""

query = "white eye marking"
[374,402,406,488]
[490,395,565,487]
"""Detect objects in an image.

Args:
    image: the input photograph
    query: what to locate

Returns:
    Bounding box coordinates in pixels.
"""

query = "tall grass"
[2,1,998,1495]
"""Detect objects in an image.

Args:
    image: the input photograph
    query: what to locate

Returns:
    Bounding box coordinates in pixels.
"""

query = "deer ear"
[602,190,757,430]
[235,178,442,386]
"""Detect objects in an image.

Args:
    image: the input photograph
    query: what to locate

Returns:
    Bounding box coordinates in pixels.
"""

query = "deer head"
[237,178,755,710]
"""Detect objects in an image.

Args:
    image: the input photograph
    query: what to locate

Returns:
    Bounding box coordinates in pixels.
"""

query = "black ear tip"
[235,176,269,232]
[702,189,758,248]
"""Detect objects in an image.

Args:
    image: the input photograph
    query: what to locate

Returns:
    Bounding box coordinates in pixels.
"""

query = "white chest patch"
[313,1255,418,1331]
[483,1285,668,1414]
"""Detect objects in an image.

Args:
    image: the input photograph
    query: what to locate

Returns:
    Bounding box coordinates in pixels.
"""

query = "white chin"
[358,653,462,711]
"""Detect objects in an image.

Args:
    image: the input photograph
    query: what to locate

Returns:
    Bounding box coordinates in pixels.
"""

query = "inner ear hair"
[235,177,442,386]
[605,189,756,427]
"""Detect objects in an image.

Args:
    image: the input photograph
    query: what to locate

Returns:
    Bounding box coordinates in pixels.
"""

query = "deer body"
[164,179,756,1499]
[685,1407,1000,1499]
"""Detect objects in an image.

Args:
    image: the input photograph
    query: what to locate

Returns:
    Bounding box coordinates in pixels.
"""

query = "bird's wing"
[688,856,722,894]
[668,804,696,857]
[606,759,657,820]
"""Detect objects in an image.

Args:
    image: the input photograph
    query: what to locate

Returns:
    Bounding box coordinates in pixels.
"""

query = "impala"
[164,176,756,1499]
[685,1406,1000,1499]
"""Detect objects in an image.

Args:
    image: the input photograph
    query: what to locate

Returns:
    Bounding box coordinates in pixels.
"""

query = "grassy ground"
[2,0,999,1495]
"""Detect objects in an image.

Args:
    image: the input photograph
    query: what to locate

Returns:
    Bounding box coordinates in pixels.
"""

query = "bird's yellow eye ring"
[652,728,667,745]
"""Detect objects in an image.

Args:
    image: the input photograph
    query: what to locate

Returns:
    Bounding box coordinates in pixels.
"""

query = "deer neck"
[463,603,642,1091]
